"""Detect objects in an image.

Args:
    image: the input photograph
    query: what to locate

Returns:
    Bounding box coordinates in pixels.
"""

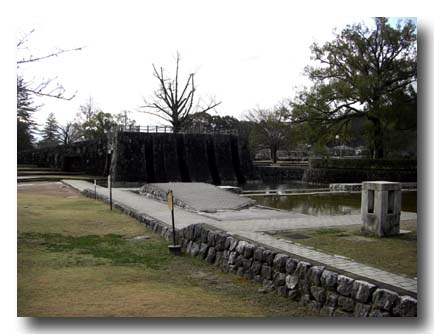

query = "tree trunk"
[271,147,278,164]
[172,119,181,133]
[370,117,385,159]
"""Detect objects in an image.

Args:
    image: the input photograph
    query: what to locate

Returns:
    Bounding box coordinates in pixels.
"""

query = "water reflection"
[252,192,417,216]
[242,182,322,191]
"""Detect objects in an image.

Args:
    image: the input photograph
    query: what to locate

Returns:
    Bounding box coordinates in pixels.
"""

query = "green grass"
[273,222,417,278]
[18,183,316,317]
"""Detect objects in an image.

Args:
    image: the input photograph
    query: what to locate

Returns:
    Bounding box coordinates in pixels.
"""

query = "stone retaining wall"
[253,166,306,183]
[111,132,254,184]
[303,168,417,184]
[79,187,417,317]
[17,139,109,175]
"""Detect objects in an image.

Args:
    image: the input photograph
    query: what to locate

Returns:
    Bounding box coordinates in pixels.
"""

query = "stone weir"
[110,132,254,185]
[139,182,255,212]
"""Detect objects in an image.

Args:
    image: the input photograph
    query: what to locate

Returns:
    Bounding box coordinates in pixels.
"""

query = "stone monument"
[361,181,401,237]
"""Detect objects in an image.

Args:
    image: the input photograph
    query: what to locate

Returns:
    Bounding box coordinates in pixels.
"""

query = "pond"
[242,181,325,191]
[251,191,417,216]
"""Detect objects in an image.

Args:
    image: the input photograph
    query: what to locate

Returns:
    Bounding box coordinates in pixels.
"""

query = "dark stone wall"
[111,132,254,185]
[17,139,109,175]
[302,168,417,184]
[253,166,306,183]
[302,158,417,184]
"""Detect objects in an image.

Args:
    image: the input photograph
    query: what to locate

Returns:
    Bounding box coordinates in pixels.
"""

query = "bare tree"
[140,53,221,132]
[246,106,290,164]
[17,29,83,101]
[16,29,83,151]
[57,122,81,145]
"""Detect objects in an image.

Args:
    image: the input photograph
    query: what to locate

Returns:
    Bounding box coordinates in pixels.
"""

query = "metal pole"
[94,179,97,199]
[108,174,112,211]
[171,205,176,246]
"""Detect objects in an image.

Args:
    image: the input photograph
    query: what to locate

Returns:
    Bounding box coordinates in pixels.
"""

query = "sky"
[13,1,418,131]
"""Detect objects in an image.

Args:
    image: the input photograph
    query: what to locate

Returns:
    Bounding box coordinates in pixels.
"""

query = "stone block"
[213,251,223,266]
[285,258,299,275]
[261,265,272,280]
[263,249,276,265]
[207,231,216,247]
[307,266,324,286]
[242,258,253,272]
[215,233,227,251]
[253,247,265,262]
[392,295,417,317]
[186,240,193,254]
[200,228,209,243]
[229,238,238,252]
[273,254,289,273]
[190,242,200,257]
[273,272,286,286]
[193,224,202,241]
[186,224,195,240]
[325,291,339,308]
[299,279,311,295]
[351,280,376,303]
[338,296,355,313]
[310,286,326,304]
[372,288,399,311]
[321,270,338,290]
[243,243,256,259]
[235,240,247,254]
[235,254,244,267]
[354,302,371,317]
[337,275,354,296]
[294,261,311,279]
[198,243,209,259]
[286,274,299,290]
[251,261,262,275]
[206,247,216,264]
[224,236,234,250]
[228,251,237,265]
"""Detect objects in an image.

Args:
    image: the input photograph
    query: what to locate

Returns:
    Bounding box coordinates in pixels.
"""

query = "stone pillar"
[361,181,401,237]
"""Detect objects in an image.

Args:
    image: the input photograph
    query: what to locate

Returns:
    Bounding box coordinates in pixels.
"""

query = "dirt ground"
[17,182,81,197]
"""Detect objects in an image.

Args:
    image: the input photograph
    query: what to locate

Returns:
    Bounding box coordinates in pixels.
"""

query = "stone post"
[361,181,401,237]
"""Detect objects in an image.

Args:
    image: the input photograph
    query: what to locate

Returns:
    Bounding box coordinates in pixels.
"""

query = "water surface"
[252,192,417,216]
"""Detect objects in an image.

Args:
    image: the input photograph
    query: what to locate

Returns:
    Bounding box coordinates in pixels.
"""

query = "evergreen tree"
[17,76,38,151]
[39,113,60,147]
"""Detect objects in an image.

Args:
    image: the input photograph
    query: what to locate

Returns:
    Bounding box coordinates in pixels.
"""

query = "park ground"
[17,182,317,317]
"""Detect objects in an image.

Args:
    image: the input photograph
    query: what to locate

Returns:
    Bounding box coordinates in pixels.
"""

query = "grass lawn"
[272,221,417,278]
[17,182,316,317]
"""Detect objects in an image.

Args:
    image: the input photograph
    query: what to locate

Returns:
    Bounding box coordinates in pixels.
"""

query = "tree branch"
[17,47,84,65]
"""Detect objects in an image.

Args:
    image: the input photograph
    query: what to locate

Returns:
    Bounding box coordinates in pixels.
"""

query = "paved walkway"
[63,180,417,295]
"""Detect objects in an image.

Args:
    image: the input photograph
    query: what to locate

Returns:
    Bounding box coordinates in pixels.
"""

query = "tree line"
[18,18,417,160]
